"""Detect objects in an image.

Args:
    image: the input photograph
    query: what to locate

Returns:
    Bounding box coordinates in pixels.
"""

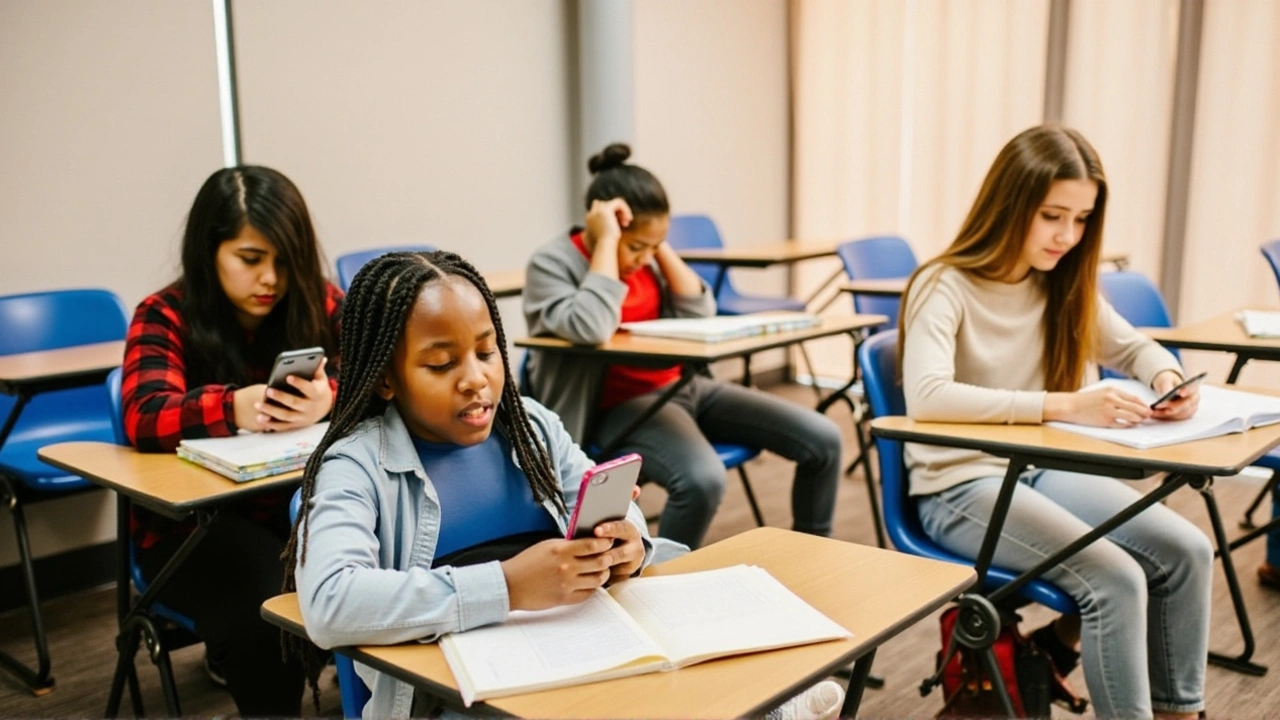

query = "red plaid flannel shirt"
[122,282,343,548]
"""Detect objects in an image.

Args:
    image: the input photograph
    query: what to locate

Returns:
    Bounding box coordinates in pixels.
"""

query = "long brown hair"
[899,125,1108,392]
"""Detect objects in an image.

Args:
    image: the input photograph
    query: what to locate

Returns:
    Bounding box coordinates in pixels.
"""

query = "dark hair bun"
[587,143,632,175]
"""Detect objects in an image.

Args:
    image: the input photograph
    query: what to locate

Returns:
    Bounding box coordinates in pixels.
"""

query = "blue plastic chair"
[0,289,128,691]
[1260,239,1280,290]
[518,354,765,527]
[858,330,1077,613]
[289,488,372,719]
[666,215,806,316]
[335,245,437,291]
[835,235,918,329]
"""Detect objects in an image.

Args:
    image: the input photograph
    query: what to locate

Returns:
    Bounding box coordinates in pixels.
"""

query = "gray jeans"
[918,470,1212,718]
[596,375,842,548]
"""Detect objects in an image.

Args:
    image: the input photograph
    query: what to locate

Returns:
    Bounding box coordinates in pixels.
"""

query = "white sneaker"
[765,679,845,720]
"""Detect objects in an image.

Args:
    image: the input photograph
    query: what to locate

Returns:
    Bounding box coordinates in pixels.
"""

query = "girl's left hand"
[1151,369,1199,421]
[256,361,334,431]
[594,519,645,583]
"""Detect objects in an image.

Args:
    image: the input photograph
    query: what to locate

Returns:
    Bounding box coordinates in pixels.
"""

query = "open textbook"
[176,422,329,482]
[439,564,850,706]
[620,312,819,343]
[1237,310,1280,339]
[1047,379,1280,450]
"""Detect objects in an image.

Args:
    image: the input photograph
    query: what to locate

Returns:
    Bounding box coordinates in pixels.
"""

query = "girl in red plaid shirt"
[121,166,342,716]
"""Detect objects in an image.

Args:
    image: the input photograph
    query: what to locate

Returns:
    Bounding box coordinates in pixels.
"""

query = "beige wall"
[0,0,222,567]
[0,2,793,571]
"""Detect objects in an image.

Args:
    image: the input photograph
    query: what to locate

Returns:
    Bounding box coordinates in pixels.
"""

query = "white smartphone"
[566,453,643,540]
[266,347,325,402]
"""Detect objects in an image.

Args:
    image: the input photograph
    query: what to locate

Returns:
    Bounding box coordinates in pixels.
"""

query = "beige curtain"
[1063,0,1180,282]
[790,0,1048,383]
[1179,0,1280,385]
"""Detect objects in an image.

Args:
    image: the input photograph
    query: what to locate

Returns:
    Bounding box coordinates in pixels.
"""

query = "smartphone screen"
[566,454,643,540]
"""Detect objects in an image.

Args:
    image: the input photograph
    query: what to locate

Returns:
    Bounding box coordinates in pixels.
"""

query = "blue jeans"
[596,375,842,549]
[918,470,1212,718]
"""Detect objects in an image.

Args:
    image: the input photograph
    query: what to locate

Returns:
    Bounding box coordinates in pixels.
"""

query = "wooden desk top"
[871,387,1280,478]
[515,314,886,365]
[0,340,125,391]
[676,240,837,268]
[1145,307,1280,357]
[263,527,973,719]
[839,278,908,297]
[37,442,301,520]
[483,268,525,299]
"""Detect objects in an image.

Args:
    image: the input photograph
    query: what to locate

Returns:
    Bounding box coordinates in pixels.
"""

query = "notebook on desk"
[1237,310,1280,339]
[176,422,328,482]
[620,312,820,343]
[1047,380,1280,449]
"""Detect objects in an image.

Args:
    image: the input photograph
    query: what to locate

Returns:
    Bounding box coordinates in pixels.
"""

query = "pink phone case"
[566,453,643,540]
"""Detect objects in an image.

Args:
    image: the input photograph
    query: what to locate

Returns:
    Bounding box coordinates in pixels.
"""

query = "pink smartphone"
[566,453,643,540]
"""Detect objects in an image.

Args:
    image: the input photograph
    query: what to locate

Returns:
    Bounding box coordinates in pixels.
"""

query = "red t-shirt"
[571,233,681,408]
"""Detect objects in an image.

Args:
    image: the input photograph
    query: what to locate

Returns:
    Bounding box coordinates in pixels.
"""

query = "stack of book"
[620,311,820,343]
[177,422,329,482]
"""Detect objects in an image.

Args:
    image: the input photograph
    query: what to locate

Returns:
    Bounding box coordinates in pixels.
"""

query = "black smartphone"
[1149,371,1208,410]
[266,347,326,401]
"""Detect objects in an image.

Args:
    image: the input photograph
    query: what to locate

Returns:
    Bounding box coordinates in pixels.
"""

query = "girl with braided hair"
[285,250,656,718]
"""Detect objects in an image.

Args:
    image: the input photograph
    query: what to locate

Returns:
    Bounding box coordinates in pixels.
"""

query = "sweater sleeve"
[901,270,1046,424]
[121,293,239,453]
[524,243,629,345]
[1094,295,1184,386]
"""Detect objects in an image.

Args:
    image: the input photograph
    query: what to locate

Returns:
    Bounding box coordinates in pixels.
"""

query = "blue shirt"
[411,432,558,558]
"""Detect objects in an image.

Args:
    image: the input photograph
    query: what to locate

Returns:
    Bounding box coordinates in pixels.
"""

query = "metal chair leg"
[0,480,56,695]
[1239,470,1279,529]
[736,466,766,527]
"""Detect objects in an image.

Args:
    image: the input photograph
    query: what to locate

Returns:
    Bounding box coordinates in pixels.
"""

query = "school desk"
[1145,307,1280,383]
[0,339,124,694]
[675,239,841,305]
[483,268,525,299]
[261,526,974,719]
[36,441,302,717]
[515,313,887,458]
[871,398,1280,695]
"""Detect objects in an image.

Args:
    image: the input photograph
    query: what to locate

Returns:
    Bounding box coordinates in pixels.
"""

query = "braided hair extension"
[279,250,566,706]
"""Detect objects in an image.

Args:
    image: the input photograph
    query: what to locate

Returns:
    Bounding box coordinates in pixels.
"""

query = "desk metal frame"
[871,421,1274,716]
[0,356,119,695]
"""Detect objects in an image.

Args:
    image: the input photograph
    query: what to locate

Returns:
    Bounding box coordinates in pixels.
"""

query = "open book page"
[1238,310,1280,338]
[621,312,819,343]
[1046,380,1280,449]
[440,590,667,706]
[610,564,851,668]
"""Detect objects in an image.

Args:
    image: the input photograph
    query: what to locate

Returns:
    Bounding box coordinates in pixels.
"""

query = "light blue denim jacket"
[294,398,676,719]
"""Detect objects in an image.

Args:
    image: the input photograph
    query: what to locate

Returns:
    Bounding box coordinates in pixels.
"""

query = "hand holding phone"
[1150,371,1208,410]
[266,347,326,403]
[566,454,642,540]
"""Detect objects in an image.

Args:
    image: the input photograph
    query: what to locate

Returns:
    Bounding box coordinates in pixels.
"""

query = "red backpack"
[934,607,1088,718]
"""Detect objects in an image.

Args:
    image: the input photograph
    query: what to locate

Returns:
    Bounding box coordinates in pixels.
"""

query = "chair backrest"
[1099,271,1180,377]
[835,236,918,326]
[857,329,1076,613]
[665,214,734,298]
[0,289,128,356]
[335,245,437,291]
[1261,239,1280,296]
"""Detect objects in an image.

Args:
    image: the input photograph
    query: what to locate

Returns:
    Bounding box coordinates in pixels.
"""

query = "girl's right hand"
[583,198,633,251]
[1046,386,1152,428]
[501,537,614,611]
